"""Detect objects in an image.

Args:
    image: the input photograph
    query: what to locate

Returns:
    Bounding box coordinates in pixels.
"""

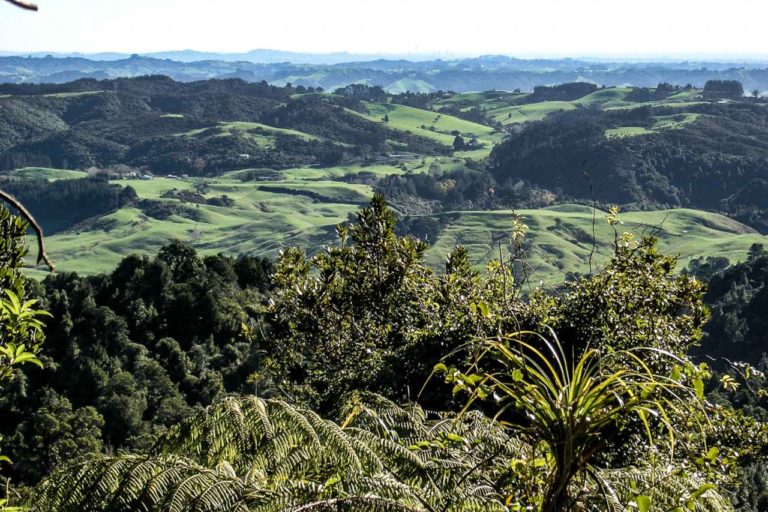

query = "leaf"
[636,495,651,512]
[693,378,705,399]
[444,433,464,443]
[690,483,716,500]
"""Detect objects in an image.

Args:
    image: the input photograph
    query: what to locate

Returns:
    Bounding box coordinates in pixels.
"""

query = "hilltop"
[0,77,765,282]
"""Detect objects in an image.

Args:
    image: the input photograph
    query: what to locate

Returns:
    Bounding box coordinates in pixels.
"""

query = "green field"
[21,165,766,284]
[605,126,656,139]
[652,113,701,130]
[359,102,504,147]
[174,121,321,148]
[26,175,366,278]
[15,86,765,283]
[423,205,767,281]
[11,167,89,181]
[488,101,579,125]
[433,91,528,112]
[572,87,633,108]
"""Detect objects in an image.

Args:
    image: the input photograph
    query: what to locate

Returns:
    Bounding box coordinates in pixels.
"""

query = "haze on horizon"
[0,0,767,60]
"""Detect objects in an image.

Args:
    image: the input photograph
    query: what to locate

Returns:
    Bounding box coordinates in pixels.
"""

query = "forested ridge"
[488,102,768,231]
[2,75,768,510]
[0,77,449,174]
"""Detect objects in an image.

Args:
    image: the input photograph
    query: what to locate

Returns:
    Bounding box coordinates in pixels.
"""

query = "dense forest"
[1,72,768,510]
[0,77,448,174]
[1,194,768,510]
[488,102,768,231]
[4,0,768,508]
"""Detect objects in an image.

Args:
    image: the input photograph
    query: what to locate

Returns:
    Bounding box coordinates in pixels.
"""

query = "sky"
[0,0,767,59]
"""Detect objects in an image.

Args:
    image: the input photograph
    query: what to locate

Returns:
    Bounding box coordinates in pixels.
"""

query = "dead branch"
[0,190,55,272]
[3,0,38,10]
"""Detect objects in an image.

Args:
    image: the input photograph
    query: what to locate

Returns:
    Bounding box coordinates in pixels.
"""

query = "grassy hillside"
[423,205,767,282]
[9,81,767,282]
[360,102,504,146]
[488,101,578,125]
[21,165,766,283]
[11,167,88,180]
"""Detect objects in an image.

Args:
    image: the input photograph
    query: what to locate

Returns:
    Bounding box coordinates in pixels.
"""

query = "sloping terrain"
[2,78,765,283]
[16,168,767,284]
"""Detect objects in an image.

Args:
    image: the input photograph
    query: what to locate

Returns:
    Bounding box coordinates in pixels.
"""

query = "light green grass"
[605,126,656,139]
[359,102,503,147]
[666,90,701,101]
[433,91,527,112]
[125,177,197,199]
[488,101,578,125]
[23,172,377,277]
[26,182,768,285]
[652,113,701,130]
[385,79,435,94]
[573,87,632,108]
[11,167,88,181]
[175,122,320,145]
[423,205,768,283]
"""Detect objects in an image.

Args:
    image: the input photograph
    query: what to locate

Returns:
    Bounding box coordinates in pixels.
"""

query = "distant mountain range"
[0,49,439,65]
[2,52,768,93]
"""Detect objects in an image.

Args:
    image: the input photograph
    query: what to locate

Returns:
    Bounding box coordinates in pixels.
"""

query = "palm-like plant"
[33,394,521,511]
[440,331,718,511]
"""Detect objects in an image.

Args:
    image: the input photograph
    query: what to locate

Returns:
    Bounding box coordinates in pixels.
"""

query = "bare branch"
[0,189,55,272]
[4,0,38,10]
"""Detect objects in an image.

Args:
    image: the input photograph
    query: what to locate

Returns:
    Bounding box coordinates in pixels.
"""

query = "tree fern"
[33,394,518,511]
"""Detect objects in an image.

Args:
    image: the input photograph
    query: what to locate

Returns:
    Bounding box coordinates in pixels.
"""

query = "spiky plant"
[33,394,521,511]
[439,332,718,512]
[591,466,733,512]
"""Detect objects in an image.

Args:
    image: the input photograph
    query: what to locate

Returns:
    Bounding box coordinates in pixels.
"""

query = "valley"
[16,166,766,284]
[2,77,766,283]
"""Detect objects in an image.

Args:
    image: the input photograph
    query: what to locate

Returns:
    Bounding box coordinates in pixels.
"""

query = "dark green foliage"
[136,198,203,221]
[0,77,449,176]
[266,194,491,412]
[8,390,103,482]
[488,103,768,232]
[0,242,273,485]
[625,82,684,102]
[525,82,598,102]
[697,246,768,365]
[0,176,137,234]
[0,206,29,298]
[32,394,525,512]
[376,168,520,215]
[704,80,745,100]
[334,83,389,102]
[734,462,768,512]
[524,234,709,361]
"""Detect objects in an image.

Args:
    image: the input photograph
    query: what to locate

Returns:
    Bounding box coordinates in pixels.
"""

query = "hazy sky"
[1,0,767,58]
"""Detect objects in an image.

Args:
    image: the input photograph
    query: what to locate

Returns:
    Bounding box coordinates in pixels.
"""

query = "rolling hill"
[15,167,767,284]
[1,77,766,284]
